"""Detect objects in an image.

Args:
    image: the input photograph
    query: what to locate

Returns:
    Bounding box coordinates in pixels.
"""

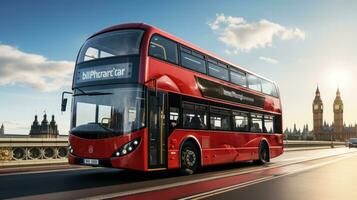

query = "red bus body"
[68,23,283,171]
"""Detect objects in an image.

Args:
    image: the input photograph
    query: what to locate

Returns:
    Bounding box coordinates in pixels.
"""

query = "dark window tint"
[149,35,178,64]
[264,115,274,133]
[182,102,208,129]
[251,113,263,133]
[261,79,278,97]
[247,74,262,92]
[210,107,231,130]
[208,62,229,81]
[180,46,191,54]
[78,29,144,63]
[232,111,249,131]
[180,52,206,73]
[230,70,247,87]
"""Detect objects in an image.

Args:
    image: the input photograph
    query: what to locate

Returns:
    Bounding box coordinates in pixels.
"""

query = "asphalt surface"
[203,150,357,200]
[0,148,356,200]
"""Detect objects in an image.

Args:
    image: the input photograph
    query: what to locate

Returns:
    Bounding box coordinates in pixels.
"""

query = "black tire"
[253,142,269,165]
[180,141,200,175]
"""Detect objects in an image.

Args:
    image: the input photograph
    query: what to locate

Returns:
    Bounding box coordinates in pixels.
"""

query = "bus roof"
[90,23,277,85]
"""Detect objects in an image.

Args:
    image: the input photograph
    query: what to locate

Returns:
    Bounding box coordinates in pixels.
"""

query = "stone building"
[29,114,59,138]
[284,123,314,140]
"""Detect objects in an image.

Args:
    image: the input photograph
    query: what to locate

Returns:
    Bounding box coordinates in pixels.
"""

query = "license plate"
[83,158,99,165]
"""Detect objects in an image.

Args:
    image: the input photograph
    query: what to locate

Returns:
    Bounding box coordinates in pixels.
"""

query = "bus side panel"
[167,130,283,169]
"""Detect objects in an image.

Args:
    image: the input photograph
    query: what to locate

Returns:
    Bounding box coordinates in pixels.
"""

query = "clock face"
[314,104,319,110]
[335,104,340,110]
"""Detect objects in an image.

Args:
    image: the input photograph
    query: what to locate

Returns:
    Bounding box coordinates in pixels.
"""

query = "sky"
[1,0,357,134]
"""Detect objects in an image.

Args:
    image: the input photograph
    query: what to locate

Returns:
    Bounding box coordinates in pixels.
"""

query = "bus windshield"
[77,29,144,63]
[71,85,146,136]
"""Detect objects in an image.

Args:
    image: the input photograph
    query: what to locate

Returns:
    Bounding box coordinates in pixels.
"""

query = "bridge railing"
[283,140,346,148]
[0,138,347,167]
[0,137,68,167]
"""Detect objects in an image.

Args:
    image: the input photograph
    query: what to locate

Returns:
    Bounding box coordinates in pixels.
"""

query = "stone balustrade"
[0,137,69,167]
[0,137,347,167]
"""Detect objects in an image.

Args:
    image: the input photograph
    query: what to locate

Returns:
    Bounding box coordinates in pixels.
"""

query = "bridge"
[0,138,355,200]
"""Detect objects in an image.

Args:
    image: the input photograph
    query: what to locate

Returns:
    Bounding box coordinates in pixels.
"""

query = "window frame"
[230,67,247,87]
[250,113,264,133]
[263,115,275,133]
[232,110,250,132]
[182,101,209,130]
[209,106,232,131]
[207,61,229,81]
[149,34,179,65]
[247,74,262,92]
[179,45,207,74]
[77,29,146,64]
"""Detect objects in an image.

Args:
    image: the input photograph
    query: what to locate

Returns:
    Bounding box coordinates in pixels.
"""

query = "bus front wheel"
[253,142,269,165]
[180,141,200,175]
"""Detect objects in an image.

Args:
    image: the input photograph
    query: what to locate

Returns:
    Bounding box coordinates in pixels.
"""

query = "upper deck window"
[180,47,206,73]
[230,69,247,87]
[247,74,262,92]
[77,29,144,64]
[149,35,178,64]
[208,62,229,81]
[261,79,279,97]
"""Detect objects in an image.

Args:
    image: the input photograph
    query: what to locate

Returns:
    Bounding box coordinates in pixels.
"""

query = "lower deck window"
[232,111,249,131]
[210,107,231,130]
[182,102,208,129]
[251,113,263,133]
[264,115,274,133]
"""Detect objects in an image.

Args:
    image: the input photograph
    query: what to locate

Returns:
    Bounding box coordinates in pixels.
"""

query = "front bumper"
[68,153,112,167]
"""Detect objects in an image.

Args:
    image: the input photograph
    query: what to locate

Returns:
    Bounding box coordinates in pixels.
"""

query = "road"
[0,147,356,200]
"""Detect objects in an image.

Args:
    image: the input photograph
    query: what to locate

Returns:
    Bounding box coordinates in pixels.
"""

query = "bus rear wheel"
[253,142,269,165]
[180,141,200,175]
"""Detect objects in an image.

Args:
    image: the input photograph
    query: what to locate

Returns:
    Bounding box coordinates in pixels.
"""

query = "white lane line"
[181,154,355,200]
[83,151,357,200]
[279,157,307,161]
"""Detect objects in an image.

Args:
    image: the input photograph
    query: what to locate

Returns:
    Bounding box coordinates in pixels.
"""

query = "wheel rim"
[182,148,197,168]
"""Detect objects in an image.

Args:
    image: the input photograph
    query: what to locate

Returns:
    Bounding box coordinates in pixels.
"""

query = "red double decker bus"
[64,23,283,174]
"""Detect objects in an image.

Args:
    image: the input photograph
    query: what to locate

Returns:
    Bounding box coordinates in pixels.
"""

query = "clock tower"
[333,88,344,139]
[312,86,323,138]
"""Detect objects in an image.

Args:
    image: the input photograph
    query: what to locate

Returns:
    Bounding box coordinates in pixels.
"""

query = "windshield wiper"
[73,87,113,96]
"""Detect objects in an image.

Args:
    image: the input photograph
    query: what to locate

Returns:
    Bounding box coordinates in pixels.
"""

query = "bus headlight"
[68,145,74,154]
[113,138,141,157]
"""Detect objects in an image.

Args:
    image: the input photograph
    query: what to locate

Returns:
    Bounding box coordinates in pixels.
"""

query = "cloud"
[259,56,279,64]
[208,14,306,53]
[0,44,74,92]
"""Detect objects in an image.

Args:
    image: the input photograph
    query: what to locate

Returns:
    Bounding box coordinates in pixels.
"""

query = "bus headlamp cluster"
[68,145,74,154]
[113,138,141,157]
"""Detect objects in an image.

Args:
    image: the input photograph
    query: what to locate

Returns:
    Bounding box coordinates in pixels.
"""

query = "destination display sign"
[196,77,265,108]
[76,63,132,83]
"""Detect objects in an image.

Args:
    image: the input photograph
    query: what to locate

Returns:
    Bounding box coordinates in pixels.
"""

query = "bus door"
[148,91,167,169]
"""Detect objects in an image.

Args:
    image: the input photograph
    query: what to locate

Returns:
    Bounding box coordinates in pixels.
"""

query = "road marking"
[280,156,307,161]
[181,154,355,200]
[84,150,357,200]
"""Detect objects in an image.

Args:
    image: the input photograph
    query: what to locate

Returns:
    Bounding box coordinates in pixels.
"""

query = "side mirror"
[61,91,73,112]
[61,98,68,112]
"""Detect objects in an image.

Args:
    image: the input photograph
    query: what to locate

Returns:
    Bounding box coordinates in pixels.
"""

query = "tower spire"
[315,85,320,96]
[336,87,340,97]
